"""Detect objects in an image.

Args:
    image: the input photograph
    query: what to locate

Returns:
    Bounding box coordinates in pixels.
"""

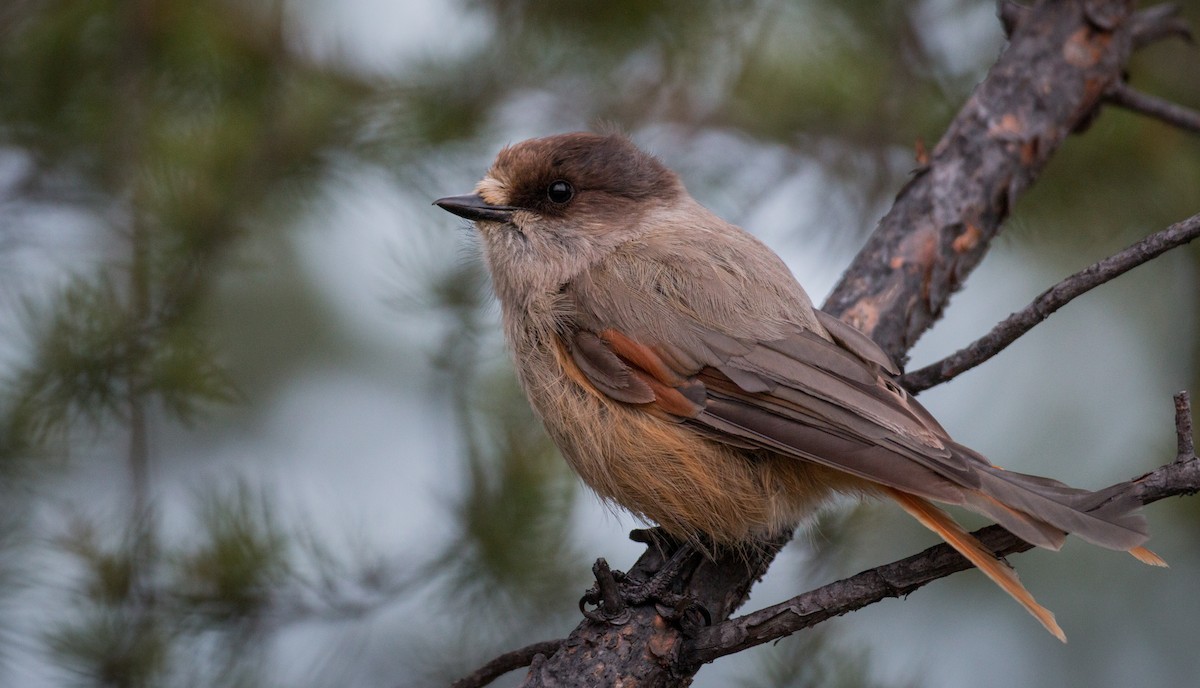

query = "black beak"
[434,194,516,223]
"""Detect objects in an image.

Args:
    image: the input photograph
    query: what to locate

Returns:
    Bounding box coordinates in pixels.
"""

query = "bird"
[434,131,1162,640]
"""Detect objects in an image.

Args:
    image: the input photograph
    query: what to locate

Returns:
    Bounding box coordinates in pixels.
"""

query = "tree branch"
[450,641,564,688]
[1128,2,1192,48]
[1002,0,1190,45]
[1173,391,1194,462]
[822,0,1143,363]
[900,211,1200,394]
[1106,81,1200,134]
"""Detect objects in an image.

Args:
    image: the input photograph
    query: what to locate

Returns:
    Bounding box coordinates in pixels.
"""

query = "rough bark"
[822,0,1139,363]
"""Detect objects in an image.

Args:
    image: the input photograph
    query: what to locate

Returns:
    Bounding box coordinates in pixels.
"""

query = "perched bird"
[435,131,1161,640]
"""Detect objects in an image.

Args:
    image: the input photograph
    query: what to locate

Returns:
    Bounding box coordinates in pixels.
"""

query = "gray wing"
[561,259,1148,552]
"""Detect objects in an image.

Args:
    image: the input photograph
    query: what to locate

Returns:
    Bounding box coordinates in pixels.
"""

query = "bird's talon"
[680,598,712,631]
[579,589,630,624]
[652,595,710,635]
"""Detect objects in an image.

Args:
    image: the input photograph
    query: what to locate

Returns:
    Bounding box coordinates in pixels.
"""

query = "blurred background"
[1,1,1198,686]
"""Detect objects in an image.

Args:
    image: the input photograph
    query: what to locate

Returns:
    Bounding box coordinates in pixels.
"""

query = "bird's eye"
[546,180,574,204]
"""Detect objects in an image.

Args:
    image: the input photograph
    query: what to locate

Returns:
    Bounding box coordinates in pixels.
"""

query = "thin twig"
[1129,3,1193,49]
[901,211,1200,393]
[1107,82,1200,134]
[1175,391,1194,462]
[450,640,563,688]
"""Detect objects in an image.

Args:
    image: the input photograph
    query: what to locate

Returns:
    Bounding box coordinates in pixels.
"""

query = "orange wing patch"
[557,329,705,419]
[600,328,688,386]
[600,328,705,418]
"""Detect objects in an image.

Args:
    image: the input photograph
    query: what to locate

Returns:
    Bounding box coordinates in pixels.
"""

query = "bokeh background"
[2,1,1199,686]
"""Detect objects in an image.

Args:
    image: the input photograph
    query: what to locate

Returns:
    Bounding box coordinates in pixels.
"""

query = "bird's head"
[435,132,684,296]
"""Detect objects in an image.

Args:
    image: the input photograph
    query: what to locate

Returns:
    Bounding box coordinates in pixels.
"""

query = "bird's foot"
[578,543,710,634]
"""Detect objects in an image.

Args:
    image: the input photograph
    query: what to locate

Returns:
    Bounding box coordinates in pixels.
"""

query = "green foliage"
[7,275,240,445]
[1,1,386,684]
[8,278,136,443]
[447,368,582,610]
[0,0,371,447]
[174,483,291,624]
[45,608,171,688]
[43,485,299,687]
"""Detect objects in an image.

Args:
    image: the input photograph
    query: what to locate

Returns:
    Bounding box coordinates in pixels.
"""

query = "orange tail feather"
[884,487,1066,642]
[1129,546,1168,567]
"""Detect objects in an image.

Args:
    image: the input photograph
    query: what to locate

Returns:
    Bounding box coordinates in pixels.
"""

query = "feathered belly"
[516,338,858,544]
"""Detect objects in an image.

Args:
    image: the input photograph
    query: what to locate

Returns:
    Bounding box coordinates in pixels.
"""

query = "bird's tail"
[949,450,1166,567]
[884,459,1167,641]
[884,487,1066,641]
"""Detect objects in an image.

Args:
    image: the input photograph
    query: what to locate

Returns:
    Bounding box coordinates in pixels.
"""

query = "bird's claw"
[656,595,712,637]
[578,557,710,632]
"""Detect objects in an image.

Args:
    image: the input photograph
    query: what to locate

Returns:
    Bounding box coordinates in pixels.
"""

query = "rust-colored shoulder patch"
[600,328,688,386]
[557,328,705,419]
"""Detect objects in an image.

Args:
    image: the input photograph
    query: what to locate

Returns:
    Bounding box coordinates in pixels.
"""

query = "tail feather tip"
[1130,546,1168,568]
